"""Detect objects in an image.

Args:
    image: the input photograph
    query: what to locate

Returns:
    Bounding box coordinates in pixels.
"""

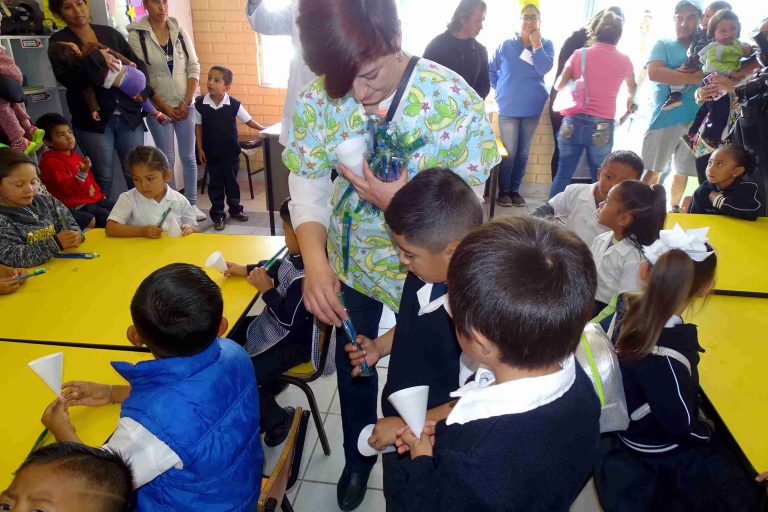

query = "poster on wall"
[125,0,147,21]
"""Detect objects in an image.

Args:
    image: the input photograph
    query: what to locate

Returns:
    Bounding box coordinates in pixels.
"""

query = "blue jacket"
[490,34,554,117]
[113,337,263,511]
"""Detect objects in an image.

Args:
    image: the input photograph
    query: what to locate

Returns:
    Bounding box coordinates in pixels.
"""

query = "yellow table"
[0,342,152,488]
[0,230,284,349]
[667,213,768,296]
[685,295,768,472]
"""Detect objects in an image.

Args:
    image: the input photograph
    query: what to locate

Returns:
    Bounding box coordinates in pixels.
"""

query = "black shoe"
[671,205,681,213]
[661,92,682,111]
[337,465,372,511]
[509,191,526,207]
[497,193,514,207]
[230,211,249,222]
[263,406,295,447]
[213,218,225,231]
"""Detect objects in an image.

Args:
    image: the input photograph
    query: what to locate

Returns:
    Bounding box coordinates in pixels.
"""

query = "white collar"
[577,182,600,202]
[203,93,231,108]
[133,185,174,205]
[416,282,450,317]
[446,354,576,425]
[665,315,683,328]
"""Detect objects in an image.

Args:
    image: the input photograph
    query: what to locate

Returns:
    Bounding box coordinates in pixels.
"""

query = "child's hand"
[41,397,75,439]
[225,262,248,277]
[247,267,274,291]
[369,416,406,450]
[345,335,381,377]
[395,421,436,459]
[143,225,163,239]
[56,230,82,249]
[709,191,723,205]
[78,156,92,173]
[0,267,24,295]
[741,43,754,56]
[61,381,112,407]
[198,148,207,164]
[91,111,101,122]
[181,224,195,236]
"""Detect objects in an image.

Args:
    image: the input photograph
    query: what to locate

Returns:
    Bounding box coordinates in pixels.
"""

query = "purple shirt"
[565,42,633,120]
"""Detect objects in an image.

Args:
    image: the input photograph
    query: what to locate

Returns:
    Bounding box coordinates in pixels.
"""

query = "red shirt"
[38,150,104,209]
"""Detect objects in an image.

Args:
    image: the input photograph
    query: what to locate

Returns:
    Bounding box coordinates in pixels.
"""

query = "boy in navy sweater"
[346,168,483,511]
[193,66,265,230]
[396,217,601,512]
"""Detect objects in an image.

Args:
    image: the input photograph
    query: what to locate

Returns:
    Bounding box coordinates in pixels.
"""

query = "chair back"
[257,407,304,512]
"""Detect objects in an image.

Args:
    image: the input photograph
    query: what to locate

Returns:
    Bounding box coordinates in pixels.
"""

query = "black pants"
[695,154,711,185]
[71,198,116,229]
[701,96,731,143]
[206,157,242,221]
[336,282,382,472]
[382,451,412,512]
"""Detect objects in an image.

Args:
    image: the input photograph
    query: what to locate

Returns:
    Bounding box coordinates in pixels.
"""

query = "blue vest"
[113,337,263,511]
[194,95,241,161]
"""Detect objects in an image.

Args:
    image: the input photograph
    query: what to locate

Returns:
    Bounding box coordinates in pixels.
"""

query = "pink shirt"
[566,43,633,120]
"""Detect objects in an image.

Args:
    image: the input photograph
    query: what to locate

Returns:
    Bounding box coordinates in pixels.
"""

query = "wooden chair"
[258,407,309,512]
[278,323,333,456]
[199,139,265,199]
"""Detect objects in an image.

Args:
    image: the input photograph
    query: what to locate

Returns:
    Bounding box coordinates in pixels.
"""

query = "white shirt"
[447,354,577,425]
[103,417,182,488]
[103,60,122,89]
[590,231,642,304]
[549,183,610,246]
[108,186,198,229]
[190,93,253,125]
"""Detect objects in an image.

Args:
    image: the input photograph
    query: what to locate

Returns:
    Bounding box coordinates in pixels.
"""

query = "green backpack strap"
[590,293,617,325]
[580,334,606,407]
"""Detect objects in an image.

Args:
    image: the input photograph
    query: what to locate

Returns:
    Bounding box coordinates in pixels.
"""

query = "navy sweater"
[688,176,761,220]
[405,367,600,512]
[618,323,712,454]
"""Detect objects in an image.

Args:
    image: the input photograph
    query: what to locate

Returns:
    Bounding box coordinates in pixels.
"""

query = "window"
[260,34,292,87]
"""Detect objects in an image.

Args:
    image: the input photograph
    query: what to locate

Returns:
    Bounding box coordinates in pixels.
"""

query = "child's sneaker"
[230,209,249,222]
[213,218,226,231]
[10,137,30,152]
[156,113,173,126]
[661,92,682,111]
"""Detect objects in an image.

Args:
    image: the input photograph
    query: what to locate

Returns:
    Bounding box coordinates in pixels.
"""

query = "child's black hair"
[130,263,223,357]
[613,180,666,249]
[706,1,732,14]
[48,42,84,79]
[36,112,71,142]
[715,143,756,175]
[448,217,597,369]
[127,145,171,175]
[384,168,483,254]
[603,150,644,178]
[18,442,133,512]
[707,8,740,39]
[210,65,234,86]
[279,197,292,226]
[0,147,35,181]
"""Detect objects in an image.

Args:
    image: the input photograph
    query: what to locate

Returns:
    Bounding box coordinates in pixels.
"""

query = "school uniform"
[590,232,642,306]
[404,356,601,512]
[549,182,610,246]
[107,186,197,230]
[688,176,761,221]
[381,273,461,511]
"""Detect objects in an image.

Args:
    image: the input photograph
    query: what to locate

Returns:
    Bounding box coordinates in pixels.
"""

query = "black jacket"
[423,31,490,99]
[688,176,761,220]
[49,24,151,132]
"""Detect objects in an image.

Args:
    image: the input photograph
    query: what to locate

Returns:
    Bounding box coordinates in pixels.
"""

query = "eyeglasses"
[521,15,540,22]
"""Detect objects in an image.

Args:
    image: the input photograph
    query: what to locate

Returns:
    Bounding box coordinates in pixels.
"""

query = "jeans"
[550,114,614,198]
[497,115,540,194]
[147,114,199,205]
[74,115,145,198]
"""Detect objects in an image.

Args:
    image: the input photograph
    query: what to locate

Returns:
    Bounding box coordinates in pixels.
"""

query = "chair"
[258,407,309,512]
[484,137,508,221]
[278,323,333,456]
[199,139,265,200]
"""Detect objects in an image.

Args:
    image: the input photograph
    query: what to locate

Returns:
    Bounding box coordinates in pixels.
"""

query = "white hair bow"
[642,223,715,264]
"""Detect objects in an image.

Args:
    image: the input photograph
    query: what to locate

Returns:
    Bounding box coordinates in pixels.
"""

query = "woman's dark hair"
[0,147,35,181]
[716,143,756,175]
[297,0,401,99]
[707,8,740,39]
[613,180,667,249]
[127,145,171,175]
[48,0,87,17]
[447,0,486,33]
[617,248,716,360]
[587,6,624,37]
[595,10,624,44]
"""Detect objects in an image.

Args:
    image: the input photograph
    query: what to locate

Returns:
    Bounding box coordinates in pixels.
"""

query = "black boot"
[336,465,373,511]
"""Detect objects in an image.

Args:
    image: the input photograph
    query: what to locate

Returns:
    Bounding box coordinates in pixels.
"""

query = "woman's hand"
[529,29,542,50]
[61,381,112,407]
[337,161,408,211]
[173,102,190,120]
[302,257,345,327]
[707,74,736,94]
[695,83,722,103]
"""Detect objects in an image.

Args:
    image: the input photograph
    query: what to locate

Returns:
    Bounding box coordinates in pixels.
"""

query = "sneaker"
[497,193,514,207]
[230,211,249,222]
[213,218,225,231]
[661,92,682,111]
[193,205,207,221]
[263,406,295,447]
[510,191,526,207]
[671,205,681,213]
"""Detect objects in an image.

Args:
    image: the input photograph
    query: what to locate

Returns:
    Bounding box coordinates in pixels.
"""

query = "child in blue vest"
[395,217,601,511]
[41,263,263,511]
[345,168,483,511]
[192,66,265,230]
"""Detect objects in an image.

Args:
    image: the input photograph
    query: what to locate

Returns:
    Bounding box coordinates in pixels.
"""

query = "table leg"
[489,164,499,220]
[263,136,276,235]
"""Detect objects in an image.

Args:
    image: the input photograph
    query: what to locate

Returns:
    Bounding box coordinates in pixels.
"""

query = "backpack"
[137,29,189,66]
[629,346,691,421]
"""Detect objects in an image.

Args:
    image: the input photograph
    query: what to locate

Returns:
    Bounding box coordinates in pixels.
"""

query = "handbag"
[553,48,588,116]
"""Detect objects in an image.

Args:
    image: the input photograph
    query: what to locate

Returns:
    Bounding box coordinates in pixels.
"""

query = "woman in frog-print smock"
[284,0,499,507]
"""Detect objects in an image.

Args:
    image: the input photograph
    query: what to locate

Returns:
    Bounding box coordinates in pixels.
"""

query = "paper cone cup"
[28,352,64,395]
[166,214,182,238]
[335,137,366,176]
[205,251,227,272]
[387,385,429,438]
[357,423,396,457]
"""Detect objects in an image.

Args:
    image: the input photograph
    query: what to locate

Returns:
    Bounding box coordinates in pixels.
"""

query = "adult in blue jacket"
[489,3,554,207]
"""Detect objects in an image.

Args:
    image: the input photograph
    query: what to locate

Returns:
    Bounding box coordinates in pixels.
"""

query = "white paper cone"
[166,214,182,238]
[205,251,227,273]
[387,385,429,438]
[28,352,64,395]
[357,423,396,457]
[335,137,366,176]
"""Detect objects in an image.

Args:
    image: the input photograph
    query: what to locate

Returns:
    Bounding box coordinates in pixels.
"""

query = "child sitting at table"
[345,169,483,511]
[36,113,115,230]
[532,150,645,245]
[225,197,318,447]
[106,145,197,238]
[0,148,83,268]
[40,263,264,510]
[395,217,601,511]
[687,144,761,220]
[0,264,25,295]
[1,442,133,512]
